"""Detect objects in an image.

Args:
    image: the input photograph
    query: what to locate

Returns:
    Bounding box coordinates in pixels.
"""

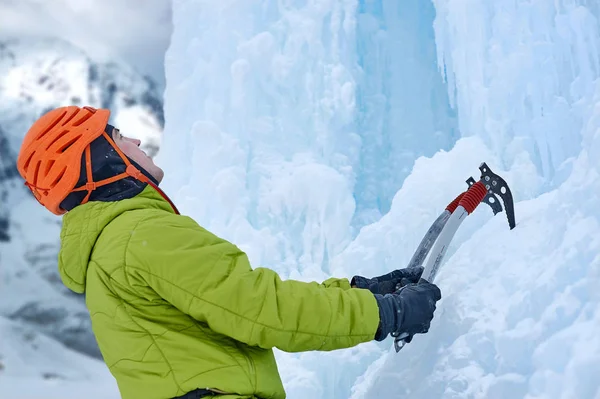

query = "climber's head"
[109,126,164,185]
[16,105,163,216]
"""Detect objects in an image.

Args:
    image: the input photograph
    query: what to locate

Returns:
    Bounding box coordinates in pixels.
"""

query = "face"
[111,128,164,184]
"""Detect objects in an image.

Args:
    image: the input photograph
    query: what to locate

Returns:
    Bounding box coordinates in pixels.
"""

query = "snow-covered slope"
[0,36,166,397]
[158,1,600,398]
[351,148,600,399]
[351,2,600,398]
[0,317,120,399]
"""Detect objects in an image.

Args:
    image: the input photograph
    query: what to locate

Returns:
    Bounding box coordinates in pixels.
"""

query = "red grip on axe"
[458,181,488,214]
[445,192,466,213]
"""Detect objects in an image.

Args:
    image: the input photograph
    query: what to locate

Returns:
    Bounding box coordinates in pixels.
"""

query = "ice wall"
[158,1,457,397]
[159,0,600,398]
[159,0,457,268]
[353,0,458,225]
[351,1,600,398]
[433,0,600,187]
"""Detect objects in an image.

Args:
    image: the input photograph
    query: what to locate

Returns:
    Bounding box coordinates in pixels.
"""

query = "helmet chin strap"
[70,130,150,205]
[105,124,157,184]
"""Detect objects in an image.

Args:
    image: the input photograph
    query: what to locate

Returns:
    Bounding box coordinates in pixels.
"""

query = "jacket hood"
[58,184,177,293]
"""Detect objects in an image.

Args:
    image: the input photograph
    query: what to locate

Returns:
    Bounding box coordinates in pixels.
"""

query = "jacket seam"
[223,254,257,388]
[214,332,254,384]
[178,364,238,385]
[120,216,254,391]
[117,213,185,394]
[103,277,253,392]
[117,298,184,393]
[102,324,201,369]
[107,341,156,369]
[122,214,158,288]
[92,307,199,342]
[322,293,334,350]
[124,264,373,339]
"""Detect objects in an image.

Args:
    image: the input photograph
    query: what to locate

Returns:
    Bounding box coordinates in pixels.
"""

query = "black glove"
[352,266,424,295]
[373,279,442,341]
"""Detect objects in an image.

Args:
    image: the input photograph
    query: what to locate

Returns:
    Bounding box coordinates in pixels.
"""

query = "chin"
[154,168,165,184]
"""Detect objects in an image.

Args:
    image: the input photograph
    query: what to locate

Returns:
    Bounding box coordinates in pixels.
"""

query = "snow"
[0,317,120,399]
[159,0,457,231]
[349,152,600,399]
[2,0,600,398]
[433,0,600,186]
[155,0,600,398]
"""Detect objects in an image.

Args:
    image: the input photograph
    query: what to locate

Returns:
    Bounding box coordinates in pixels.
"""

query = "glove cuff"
[351,275,372,289]
[373,294,398,341]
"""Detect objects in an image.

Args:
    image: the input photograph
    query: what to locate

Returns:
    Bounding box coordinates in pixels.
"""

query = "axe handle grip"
[459,181,488,214]
[445,192,466,213]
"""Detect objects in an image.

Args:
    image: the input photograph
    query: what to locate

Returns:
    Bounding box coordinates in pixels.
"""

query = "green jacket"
[58,184,380,399]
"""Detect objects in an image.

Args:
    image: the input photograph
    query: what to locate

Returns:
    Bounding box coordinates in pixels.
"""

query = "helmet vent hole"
[37,110,67,141]
[61,109,78,126]
[32,161,41,187]
[58,135,81,153]
[23,152,34,170]
[72,110,93,126]
[50,167,66,187]
[49,129,69,150]
[45,160,55,175]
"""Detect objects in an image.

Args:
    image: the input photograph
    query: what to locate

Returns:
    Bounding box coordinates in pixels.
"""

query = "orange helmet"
[17,106,150,215]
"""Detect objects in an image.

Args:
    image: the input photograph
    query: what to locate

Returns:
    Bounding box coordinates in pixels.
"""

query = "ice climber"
[16,105,442,399]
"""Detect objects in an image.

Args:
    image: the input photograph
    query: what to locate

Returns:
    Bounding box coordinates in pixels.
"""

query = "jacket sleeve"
[321,277,352,290]
[125,214,380,352]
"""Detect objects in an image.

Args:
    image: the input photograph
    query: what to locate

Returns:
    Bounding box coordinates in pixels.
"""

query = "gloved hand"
[372,279,442,341]
[351,266,424,295]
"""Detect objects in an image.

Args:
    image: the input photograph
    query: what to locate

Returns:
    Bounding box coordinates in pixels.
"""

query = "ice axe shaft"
[391,211,468,348]
[404,191,465,270]
[392,163,515,352]
[422,181,487,282]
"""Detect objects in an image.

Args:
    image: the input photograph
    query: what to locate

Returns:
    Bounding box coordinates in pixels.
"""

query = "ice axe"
[392,162,516,352]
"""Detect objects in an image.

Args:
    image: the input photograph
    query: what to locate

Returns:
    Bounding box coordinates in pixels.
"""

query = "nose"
[133,138,141,147]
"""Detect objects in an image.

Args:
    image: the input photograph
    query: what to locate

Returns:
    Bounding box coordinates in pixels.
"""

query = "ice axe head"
[466,162,516,229]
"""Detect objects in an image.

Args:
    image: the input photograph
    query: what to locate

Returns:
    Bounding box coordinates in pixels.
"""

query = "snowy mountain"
[0,125,18,242]
[3,0,600,398]
[155,0,600,398]
[0,36,164,397]
[0,37,164,159]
